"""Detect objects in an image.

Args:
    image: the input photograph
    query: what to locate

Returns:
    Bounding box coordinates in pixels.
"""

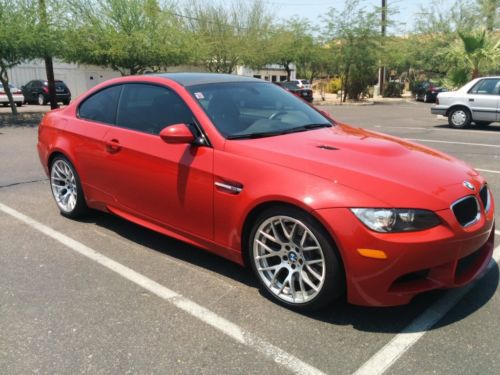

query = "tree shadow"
[77,211,498,334]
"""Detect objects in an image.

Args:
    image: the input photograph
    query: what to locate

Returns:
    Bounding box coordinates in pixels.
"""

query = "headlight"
[351,208,440,233]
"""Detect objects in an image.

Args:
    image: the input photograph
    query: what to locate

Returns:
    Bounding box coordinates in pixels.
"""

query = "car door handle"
[105,139,121,153]
[469,98,474,102]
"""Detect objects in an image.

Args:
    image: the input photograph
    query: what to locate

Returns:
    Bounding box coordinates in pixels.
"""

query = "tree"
[183,0,271,74]
[0,1,38,115]
[323,0,380,101]
[450,29,500,78]
[65,0,191,75]
[476,0,498,31]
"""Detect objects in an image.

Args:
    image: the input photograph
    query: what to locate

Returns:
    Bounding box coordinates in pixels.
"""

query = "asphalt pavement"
[0,101,498,374]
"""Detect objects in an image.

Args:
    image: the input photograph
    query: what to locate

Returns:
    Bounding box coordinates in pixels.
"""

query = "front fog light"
[351,208,440,233]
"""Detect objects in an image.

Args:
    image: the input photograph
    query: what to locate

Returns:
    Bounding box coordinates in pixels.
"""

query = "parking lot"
[0,101,499,374]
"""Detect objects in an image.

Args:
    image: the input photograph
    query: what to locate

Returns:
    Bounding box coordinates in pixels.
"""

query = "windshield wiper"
[226,123,332,140]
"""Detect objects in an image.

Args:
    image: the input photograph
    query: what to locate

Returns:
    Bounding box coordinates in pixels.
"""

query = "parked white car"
[431,76,500,128]
[0,84,24,107]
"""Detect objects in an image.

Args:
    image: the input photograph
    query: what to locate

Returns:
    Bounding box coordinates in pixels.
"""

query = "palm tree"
[454,29,500,79]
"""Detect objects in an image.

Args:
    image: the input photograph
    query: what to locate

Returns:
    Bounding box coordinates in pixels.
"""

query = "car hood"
[224,123,483,210]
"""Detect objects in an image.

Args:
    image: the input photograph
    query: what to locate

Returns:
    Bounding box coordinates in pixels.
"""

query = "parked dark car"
[22,79,71,105]
[414,81,447,103]
[275,81,313,103]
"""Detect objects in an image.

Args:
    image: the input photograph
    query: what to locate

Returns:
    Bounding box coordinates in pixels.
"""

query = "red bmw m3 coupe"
[37,73,495,310]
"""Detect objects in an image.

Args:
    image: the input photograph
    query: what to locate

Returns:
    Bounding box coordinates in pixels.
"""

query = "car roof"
[153,73,263,87]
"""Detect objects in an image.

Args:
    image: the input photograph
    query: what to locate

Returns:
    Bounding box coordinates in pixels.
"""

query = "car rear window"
[469,79,500,95]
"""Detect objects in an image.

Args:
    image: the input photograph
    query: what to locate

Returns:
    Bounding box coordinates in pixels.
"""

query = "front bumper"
[431,106,447,116]
[314,205,495,306]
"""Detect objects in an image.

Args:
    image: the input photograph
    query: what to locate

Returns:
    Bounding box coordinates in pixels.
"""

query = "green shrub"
[383,81,402,97]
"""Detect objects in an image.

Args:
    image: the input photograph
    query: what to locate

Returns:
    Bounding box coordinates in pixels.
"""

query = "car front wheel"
[50,156,88,218]
[249,206,344,311]
[448,108,471,129]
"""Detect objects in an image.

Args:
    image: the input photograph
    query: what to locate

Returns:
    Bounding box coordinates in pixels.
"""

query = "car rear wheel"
[38,94,46,106]
[16,102,22,107]
[50,156,88,218]
[249,206,344,311]
[62,99,70,105]
[448,108,471,129]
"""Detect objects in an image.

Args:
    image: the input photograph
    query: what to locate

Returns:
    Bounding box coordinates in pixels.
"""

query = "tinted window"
[79,85,122,125]
[469,79,500,95]
[116,84,194,135]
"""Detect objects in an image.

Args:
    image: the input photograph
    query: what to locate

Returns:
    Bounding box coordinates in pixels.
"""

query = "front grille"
[451,196,480,227]
[479,185,489,212]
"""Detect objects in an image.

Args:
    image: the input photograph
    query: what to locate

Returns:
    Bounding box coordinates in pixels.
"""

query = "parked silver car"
[431,76,500,128]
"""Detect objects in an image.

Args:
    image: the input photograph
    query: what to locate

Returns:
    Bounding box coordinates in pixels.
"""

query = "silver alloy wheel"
[424,94,428,102]
[253,216,326,304]
[451,110,467,126]
[50,159,78,213]
[38,94,45,105]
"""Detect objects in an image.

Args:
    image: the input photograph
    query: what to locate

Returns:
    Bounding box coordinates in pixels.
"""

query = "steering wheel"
[268,111,288,120]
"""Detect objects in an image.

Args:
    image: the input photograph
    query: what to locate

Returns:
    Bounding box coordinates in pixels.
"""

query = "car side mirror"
[159,123,195,144]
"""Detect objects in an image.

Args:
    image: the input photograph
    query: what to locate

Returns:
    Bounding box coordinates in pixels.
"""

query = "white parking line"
[406,138,500,148]
[353,243,500,375]
[0,202,325,375]
[476,168,500,175]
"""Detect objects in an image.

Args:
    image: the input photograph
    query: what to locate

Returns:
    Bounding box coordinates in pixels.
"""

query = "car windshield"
[188,82,331,139]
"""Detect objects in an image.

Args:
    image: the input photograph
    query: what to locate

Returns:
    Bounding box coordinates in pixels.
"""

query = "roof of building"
[154,72,263,87]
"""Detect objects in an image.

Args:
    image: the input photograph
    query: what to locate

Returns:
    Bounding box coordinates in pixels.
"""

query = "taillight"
[43,87,49,93]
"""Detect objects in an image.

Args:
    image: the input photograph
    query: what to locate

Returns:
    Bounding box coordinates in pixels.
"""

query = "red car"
[37,74,495,310]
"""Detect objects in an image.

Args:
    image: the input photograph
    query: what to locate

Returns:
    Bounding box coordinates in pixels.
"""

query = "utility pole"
[39,0,58,110]
[377,0,387,96]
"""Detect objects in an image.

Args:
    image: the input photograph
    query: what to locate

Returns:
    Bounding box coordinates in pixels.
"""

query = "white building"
[7,60,296,99]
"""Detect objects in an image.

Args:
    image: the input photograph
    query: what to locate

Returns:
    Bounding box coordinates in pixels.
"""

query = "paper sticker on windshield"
[194,92,205,99]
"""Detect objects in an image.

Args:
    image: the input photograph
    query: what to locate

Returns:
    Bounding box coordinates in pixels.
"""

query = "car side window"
[116,83,194,135]
[469,79,500,95]
[78,85,122,125]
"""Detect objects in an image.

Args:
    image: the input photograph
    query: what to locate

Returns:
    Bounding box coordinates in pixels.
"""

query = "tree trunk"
[0,63,18,115]
[284,62,292,80]
[44,56,59,110]
[39,0,58,110]
[471,66,480,79]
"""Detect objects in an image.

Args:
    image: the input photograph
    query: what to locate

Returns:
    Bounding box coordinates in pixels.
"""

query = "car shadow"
[78,211,498,334]
[433,123,500,131]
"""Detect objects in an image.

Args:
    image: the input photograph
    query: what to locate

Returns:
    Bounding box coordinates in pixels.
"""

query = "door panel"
[468,94,498,122]
[101,128,214,240]
[468,78,500,122]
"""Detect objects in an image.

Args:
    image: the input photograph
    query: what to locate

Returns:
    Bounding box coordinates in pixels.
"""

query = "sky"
[262,0,458,34]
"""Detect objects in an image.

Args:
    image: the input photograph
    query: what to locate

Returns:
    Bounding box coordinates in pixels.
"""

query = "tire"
[248,206,345,311]
[448,107,471,129]
[475,121,491,128]
[49,156,89,219]
[16,102,22,107]
[62,99,70,105]
[38,93,47,106]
